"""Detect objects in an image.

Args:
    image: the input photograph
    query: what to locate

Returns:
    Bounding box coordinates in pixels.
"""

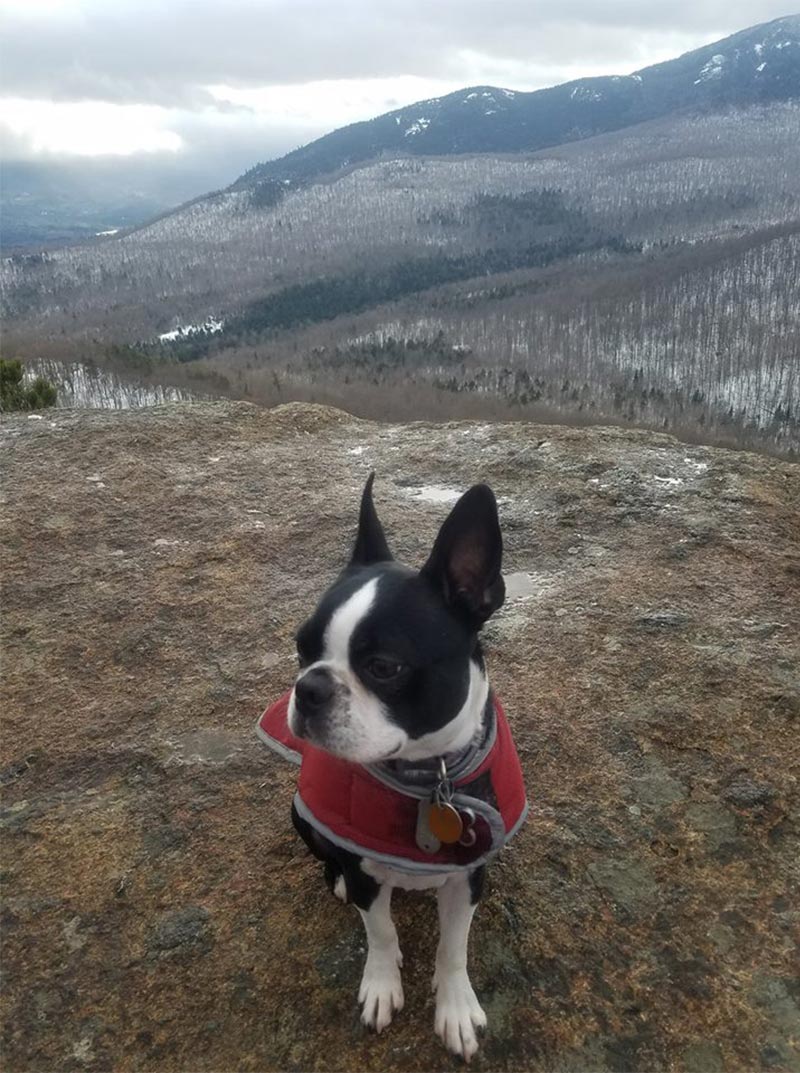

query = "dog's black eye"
[296,628,313,669]
[297,643,313,669]
[365,656,404,681]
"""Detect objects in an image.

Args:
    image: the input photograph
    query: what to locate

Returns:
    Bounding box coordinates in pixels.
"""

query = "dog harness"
[256,690,528,874]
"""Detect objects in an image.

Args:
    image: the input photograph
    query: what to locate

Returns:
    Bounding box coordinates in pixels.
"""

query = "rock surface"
[1,401,798,1072]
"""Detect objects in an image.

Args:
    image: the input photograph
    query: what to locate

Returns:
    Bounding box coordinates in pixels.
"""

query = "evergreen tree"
[0,359,57,412]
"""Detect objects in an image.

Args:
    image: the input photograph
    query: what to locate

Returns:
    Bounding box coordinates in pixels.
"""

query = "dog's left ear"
[421,484,504,625]
[350,473,393,565]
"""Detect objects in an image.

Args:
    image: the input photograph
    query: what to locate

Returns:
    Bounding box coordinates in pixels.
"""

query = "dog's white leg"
[357,883,404,1032]
[433,873,486,1060]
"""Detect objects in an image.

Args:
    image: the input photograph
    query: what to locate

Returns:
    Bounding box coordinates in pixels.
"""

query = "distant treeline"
[169,219,797,456]
[162,192,638,361]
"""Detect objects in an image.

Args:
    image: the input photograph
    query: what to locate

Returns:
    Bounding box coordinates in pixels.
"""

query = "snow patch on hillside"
[404,117,430,137]
[571,85,604,102]
[158,317,224,343]
[695,54,726,84]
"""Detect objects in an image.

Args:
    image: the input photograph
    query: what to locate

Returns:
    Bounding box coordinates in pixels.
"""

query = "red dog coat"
[257,690,527,874]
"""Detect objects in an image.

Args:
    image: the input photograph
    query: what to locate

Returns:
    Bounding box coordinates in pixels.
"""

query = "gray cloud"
[0,0,792,105]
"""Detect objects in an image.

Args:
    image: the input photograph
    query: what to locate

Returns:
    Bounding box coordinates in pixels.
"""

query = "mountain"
[3,18,799,454]
[3,15,797,249]
[5,103,797,330]
[4,102,799,453]
[237,14,800,188]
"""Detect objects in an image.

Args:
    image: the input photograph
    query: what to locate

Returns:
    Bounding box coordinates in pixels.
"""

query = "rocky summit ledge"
[1,401,799,1073]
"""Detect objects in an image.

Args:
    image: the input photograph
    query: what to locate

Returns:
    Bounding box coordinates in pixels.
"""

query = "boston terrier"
[257,475,526,1059]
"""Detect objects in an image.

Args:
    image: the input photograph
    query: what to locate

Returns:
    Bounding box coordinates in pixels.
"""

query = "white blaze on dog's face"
[288,577,402,762]
[288,475,504,764]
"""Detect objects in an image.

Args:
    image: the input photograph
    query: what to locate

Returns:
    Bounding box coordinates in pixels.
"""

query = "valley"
[2,16,799,454]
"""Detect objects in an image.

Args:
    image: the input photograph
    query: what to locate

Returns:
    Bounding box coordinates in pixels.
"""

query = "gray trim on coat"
[292,790,528,876]
[364,694,498,796]
[255,718,302,766]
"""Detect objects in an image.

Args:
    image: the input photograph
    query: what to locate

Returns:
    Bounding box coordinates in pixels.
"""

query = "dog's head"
[288,475,505,763]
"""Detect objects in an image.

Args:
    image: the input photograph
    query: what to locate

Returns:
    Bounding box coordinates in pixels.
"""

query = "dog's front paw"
[359,953,404,1033]
[433,969,487,1060]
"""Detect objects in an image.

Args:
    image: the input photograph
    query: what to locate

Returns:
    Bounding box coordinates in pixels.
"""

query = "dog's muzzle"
[293,666,336,736]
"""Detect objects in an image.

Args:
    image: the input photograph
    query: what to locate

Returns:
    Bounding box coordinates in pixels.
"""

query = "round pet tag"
[428,801,463,844]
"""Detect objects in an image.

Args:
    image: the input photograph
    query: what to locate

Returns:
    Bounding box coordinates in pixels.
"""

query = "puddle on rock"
[404,485,462,505]
[168,730,242,765]
[490,571,562,636]
[505,572,537,599]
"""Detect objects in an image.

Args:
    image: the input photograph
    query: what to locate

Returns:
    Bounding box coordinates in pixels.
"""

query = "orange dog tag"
[428,801,463,844]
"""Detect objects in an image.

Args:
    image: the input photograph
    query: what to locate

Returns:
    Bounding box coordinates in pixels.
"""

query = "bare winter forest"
[3,103,800,453]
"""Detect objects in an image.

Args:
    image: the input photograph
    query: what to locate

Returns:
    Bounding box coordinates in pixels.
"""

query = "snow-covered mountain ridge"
[237,14,800,187]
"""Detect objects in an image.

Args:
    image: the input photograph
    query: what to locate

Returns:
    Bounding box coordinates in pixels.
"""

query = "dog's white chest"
[361,858,451,891]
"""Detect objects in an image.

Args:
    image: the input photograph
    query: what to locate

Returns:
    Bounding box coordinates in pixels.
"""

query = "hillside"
[4,101,798,453]
[4,16,800,343]
[4,104,799,338]
[193,218,800,455]
[2,402,799,1072]
[237,14,800,187]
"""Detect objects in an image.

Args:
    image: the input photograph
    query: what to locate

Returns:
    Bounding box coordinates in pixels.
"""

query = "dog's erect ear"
[421,484,504,625]
[350,473,393,566]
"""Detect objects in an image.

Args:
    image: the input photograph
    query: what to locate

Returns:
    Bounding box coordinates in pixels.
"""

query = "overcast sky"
[0,0,793,178]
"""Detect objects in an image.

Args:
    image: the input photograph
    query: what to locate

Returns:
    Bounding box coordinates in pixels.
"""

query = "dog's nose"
[294,667,335,716]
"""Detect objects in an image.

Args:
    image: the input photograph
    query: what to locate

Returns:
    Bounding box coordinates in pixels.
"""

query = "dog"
[257,475,527,1059]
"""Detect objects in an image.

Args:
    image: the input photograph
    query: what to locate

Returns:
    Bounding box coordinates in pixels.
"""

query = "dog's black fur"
[286,475,506,1055]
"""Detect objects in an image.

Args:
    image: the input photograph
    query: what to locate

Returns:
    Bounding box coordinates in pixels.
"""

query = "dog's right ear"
[350,473,393,566]
[421,483,504,625]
